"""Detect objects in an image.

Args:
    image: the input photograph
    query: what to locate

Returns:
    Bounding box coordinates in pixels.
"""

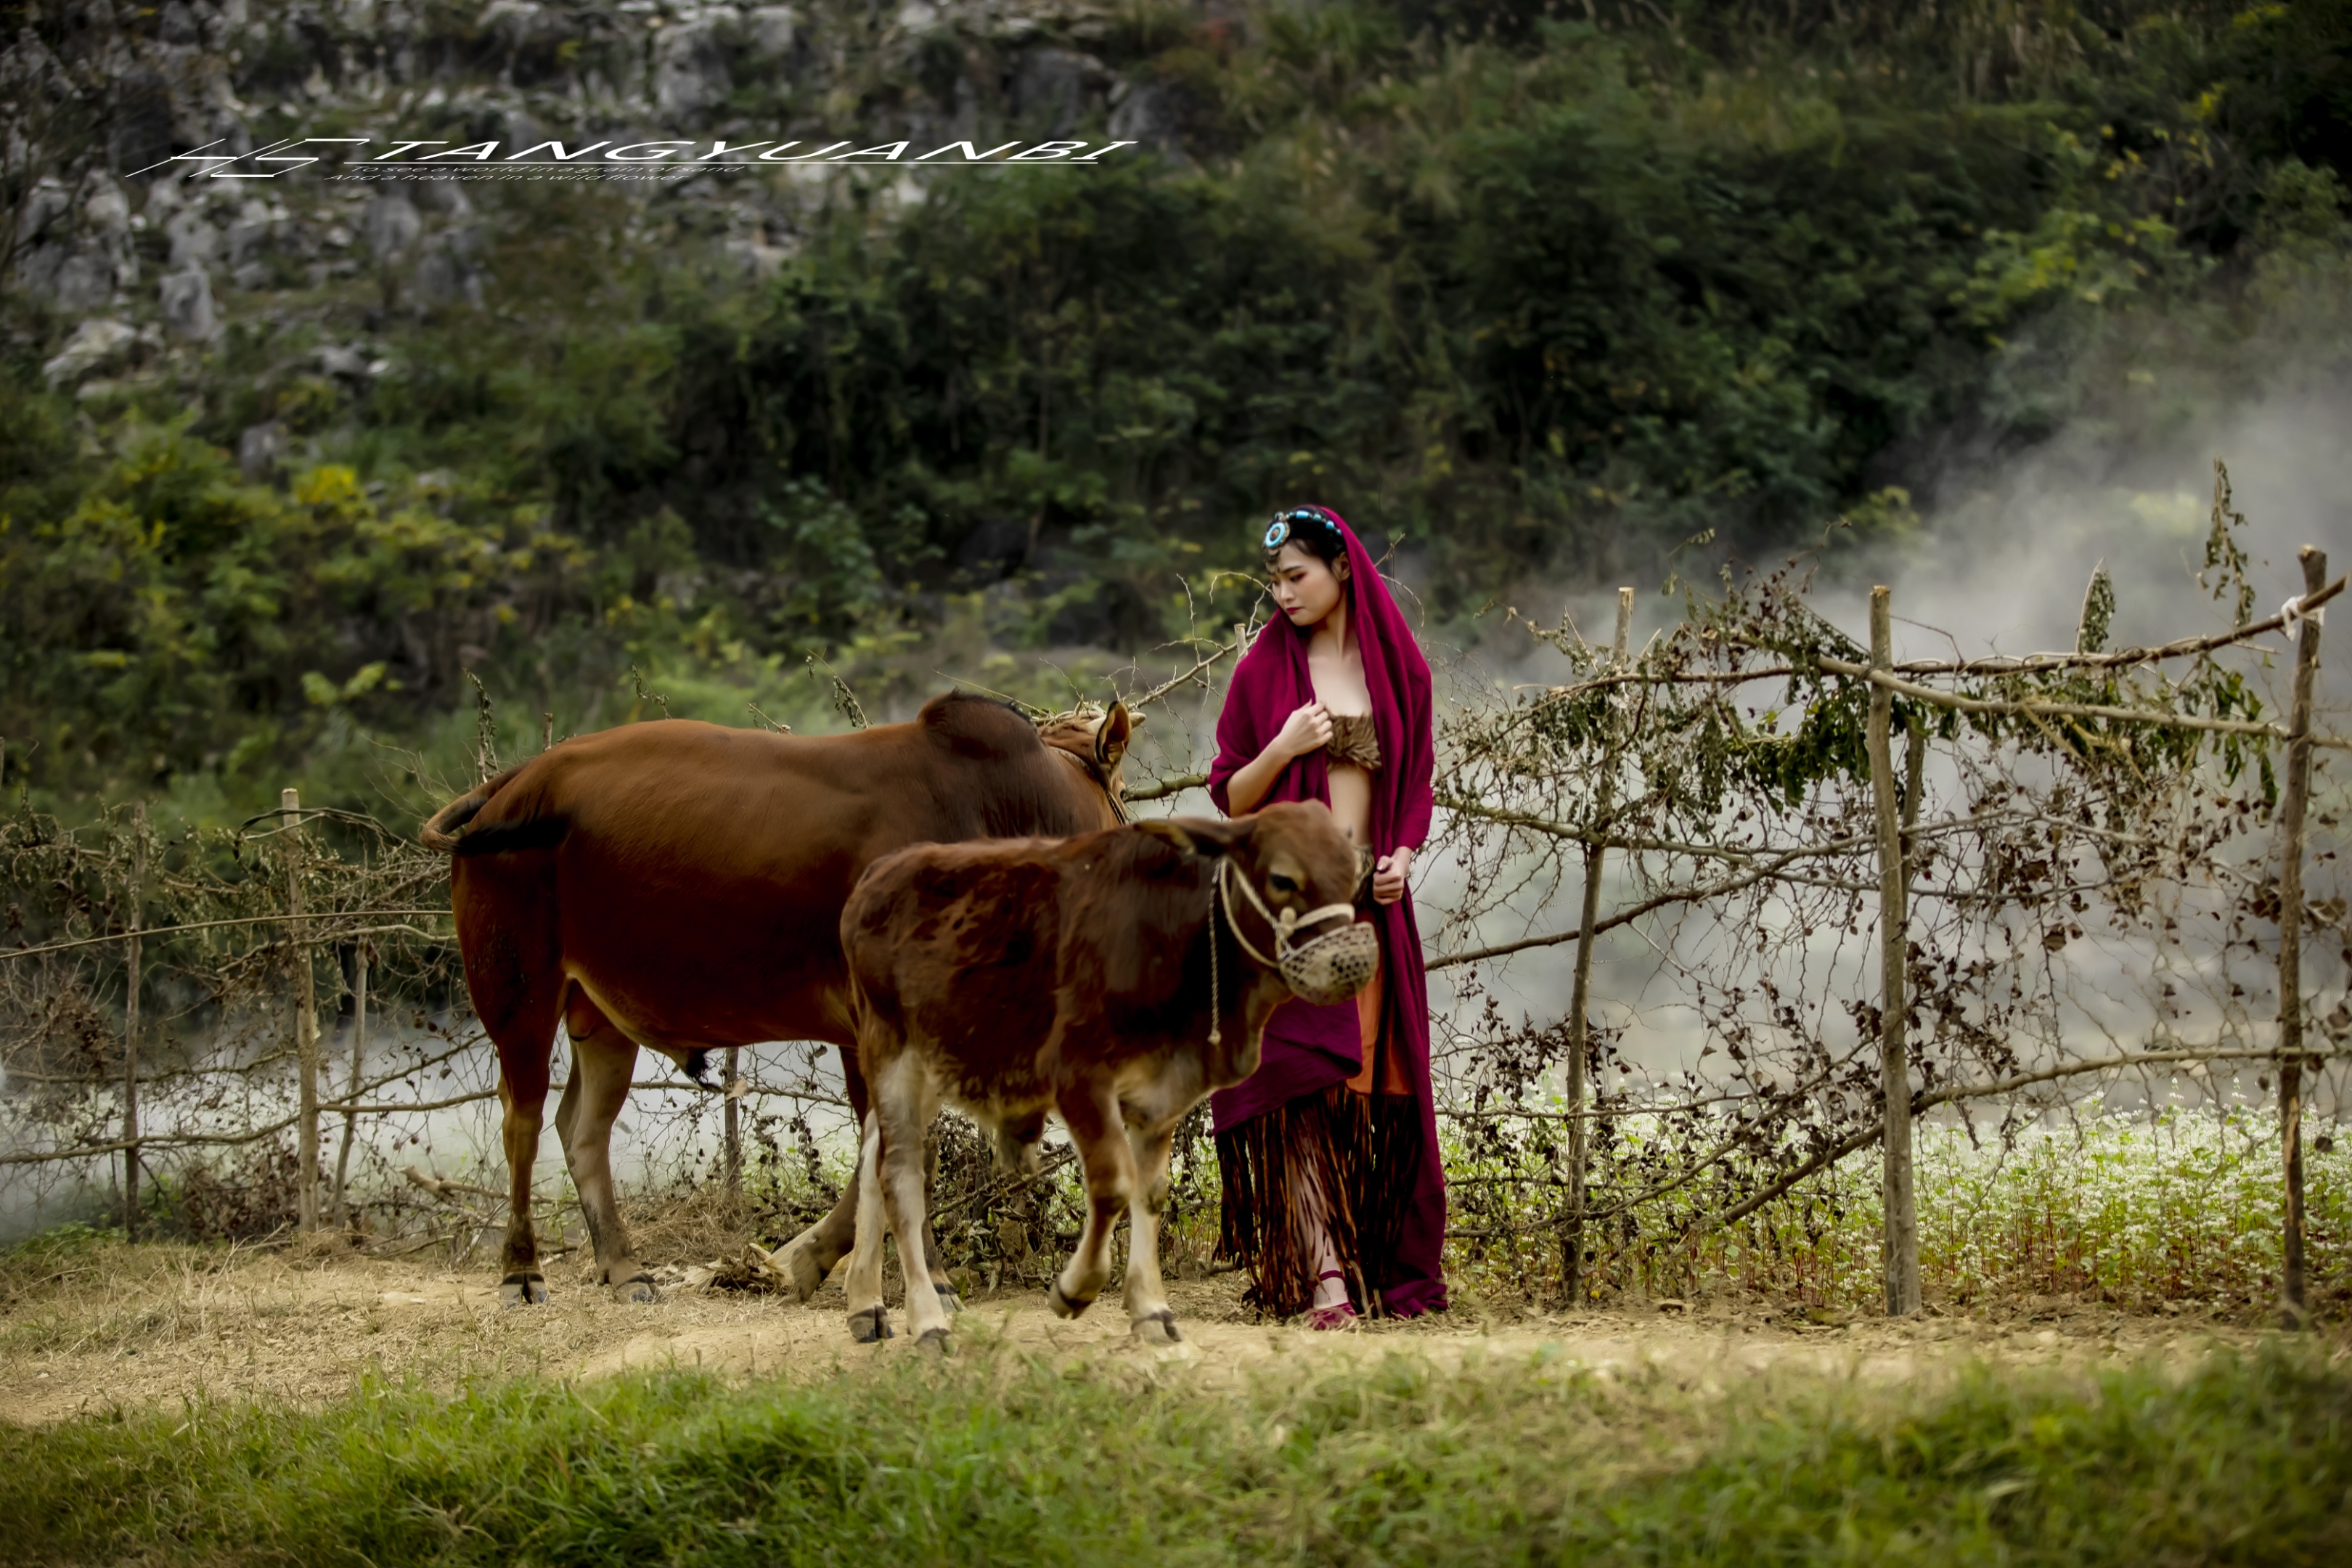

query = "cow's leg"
[1046,1080,1136,1320]
[775,1049,960,1310]
[495,1059,553,1308]
[877,1060,952,1346]
[453,865,565,1310]
[1122,1116,1182,1345]
[555,994,657,1303]
[773,1046,868,1301]
[841,1112,893,1342]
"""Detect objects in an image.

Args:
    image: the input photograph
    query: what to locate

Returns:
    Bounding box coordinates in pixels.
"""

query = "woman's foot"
[1307,1269,1357,1329]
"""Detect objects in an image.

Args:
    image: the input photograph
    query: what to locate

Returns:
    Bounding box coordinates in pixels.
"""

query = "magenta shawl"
[1206,507,1447,1315]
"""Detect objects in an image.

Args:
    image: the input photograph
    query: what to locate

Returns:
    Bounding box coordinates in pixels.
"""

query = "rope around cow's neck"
[1208,886,1222,1047]
[1048,743,1129,824]
[1206,857,1357,1048]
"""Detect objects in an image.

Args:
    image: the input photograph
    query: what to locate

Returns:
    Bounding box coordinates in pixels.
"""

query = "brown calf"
[837,801,1371,1346]
[420,693,1129,1307]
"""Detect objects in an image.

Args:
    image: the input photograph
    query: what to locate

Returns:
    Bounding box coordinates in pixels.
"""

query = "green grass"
[4,1336,2348,1565]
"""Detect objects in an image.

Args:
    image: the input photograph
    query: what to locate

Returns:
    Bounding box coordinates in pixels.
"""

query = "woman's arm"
[1224,702,1332,814]
[1391,663,1436,852]
[1371,661,1434,903]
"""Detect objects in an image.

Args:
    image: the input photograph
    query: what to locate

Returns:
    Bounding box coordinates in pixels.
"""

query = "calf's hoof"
[1046,1278,1091,1320]
[915,1327,951,1354]
[935,1283,964,1316]
[1131,1310,1183,1347]
[848,1305,893,1344]
[776,1235,831,1303]
[500,1274,549,1309]
[614,1273,660,1304]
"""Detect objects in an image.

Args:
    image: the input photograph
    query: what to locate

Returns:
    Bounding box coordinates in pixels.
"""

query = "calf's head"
[1138,801,1377,1006]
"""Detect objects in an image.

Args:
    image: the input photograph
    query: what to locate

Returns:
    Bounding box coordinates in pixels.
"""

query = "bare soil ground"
[0,1238,2311,1426]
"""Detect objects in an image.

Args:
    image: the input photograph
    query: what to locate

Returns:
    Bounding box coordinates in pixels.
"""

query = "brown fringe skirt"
[1214,957,1424,1319]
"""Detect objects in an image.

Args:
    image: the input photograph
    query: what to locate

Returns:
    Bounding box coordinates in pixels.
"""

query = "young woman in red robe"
[1207,505,1448,1325]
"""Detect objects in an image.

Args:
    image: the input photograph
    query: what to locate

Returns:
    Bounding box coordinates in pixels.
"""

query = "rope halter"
[1215,856,1379,1008]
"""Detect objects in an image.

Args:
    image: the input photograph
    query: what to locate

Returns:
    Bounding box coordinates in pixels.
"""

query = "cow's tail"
[419,764,524,852]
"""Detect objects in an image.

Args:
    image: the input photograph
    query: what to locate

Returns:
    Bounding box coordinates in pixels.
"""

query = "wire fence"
[3,464,2346,1318]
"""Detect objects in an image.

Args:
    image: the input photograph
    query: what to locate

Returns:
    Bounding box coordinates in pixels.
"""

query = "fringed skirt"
[1214,955,1424,1319]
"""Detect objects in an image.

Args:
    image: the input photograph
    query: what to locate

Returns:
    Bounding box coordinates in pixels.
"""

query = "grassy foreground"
[2,1335,2347,1566]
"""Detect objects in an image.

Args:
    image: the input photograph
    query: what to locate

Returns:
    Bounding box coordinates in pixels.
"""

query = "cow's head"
[1039,701,1138,823]
[1136,801,1375,1005]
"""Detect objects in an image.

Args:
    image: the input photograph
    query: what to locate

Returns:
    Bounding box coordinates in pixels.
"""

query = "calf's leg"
[1047,1080,1137,1320]
[774,1053,961,1310]
[555,996,658,1303]
[876,1060,952,1345]
[1122,1116,1182,1344]
[841,1113,893,1342]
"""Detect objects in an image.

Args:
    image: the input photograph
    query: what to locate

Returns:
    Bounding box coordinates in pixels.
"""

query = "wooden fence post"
[284,787,319,1233]
[724,1045,743,1199]
[332,939,368,1230]
[2275,544,2326,1327]
[1561,587,1633,1308]
[122,801,144,1240]
[1868,586,1922,1316]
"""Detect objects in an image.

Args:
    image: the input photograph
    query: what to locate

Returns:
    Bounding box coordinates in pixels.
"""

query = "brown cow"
[420,693,1130,1307]
[837,801,1374,1347]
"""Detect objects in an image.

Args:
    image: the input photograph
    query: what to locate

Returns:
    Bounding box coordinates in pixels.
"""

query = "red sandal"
[1305,1270,1357,1331]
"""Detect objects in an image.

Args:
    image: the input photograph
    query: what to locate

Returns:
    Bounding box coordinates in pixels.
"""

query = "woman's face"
[1270,543,1347,629]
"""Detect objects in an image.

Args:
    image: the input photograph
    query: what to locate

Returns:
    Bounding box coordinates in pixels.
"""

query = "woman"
[1207,505,1448,1325]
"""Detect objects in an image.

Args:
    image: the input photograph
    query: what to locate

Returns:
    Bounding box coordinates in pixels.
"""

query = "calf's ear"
[1135,815,1250,857]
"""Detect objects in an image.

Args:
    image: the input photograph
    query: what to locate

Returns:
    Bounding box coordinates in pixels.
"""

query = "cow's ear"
[1135,815,1249,857]
[1095,702,1135,769]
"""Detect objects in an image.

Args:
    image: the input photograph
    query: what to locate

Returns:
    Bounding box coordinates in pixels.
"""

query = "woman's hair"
[1260,506,1349,573]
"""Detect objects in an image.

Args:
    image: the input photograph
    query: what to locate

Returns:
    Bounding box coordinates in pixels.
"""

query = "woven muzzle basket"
[1279,920,1379,1007]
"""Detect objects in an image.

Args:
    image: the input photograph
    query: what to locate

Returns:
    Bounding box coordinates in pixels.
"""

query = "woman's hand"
[1271,701,1332,761]
[1372,845,1415,905]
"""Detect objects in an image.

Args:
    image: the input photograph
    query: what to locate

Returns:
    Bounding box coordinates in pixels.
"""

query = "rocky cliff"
[9,0,1196,415]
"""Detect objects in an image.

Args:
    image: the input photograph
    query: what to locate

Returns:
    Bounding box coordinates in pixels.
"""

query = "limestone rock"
[237,420,287,482]
[1010,46,1107,139]
[362,193,421,259]
[315,343,368,379]
[41,319,138,386]
[159,267,219,340]
[1109,78,1188,156]
[166,207,220,269]
[654,15,736,121]
[51,253,117,311]
[744,5,796,59]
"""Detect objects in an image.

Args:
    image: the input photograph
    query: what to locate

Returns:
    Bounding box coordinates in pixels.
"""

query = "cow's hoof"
[848,1305,893,1344]
[1131,1311,1183,1347]
[500,1274,549,1309]
[1046,1279,1090,1320]
[935,1283,965,1315]
[615,1274,659,1304]
[915,1327,951,1354]
[777,1234,831,1303]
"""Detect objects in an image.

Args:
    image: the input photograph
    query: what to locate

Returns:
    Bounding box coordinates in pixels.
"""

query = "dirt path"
[0,1244,2289,1427]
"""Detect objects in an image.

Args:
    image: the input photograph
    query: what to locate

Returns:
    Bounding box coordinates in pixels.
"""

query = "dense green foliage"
[2,1334,2347,1564]
[7,0,2352,813]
